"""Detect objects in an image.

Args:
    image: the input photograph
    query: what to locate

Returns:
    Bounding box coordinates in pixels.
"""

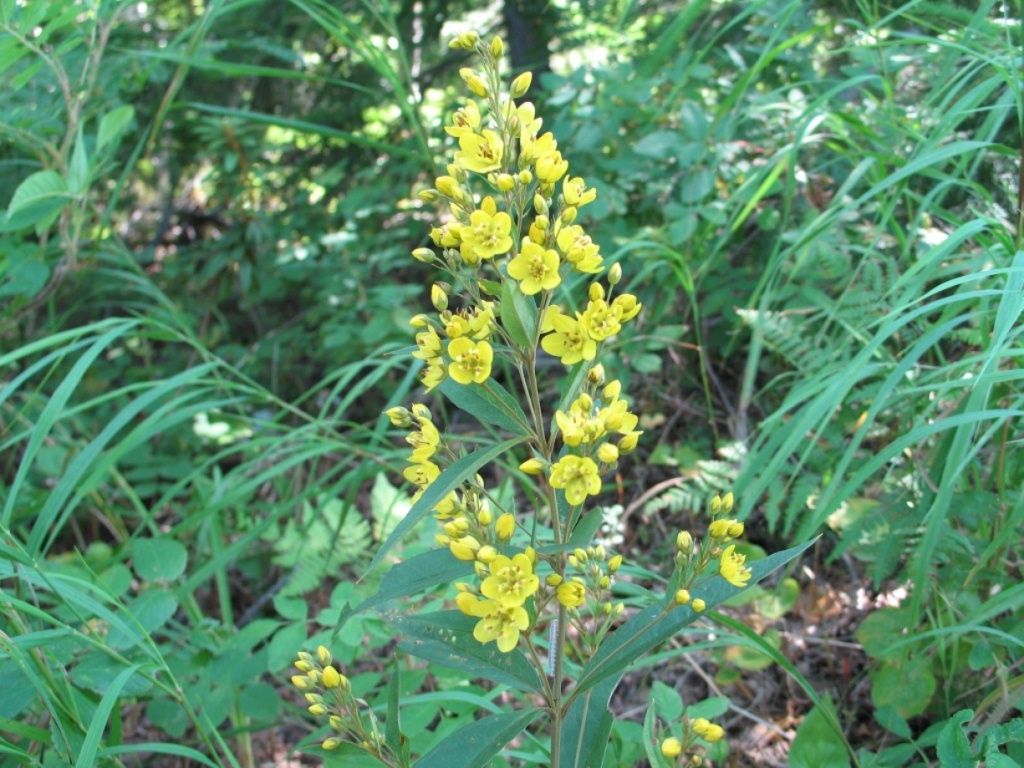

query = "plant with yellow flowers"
[290,30,812,768]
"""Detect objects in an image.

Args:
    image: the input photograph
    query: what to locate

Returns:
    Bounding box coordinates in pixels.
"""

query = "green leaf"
[870,656,935,719]
[437,378,531,435]
[367,437,527,573]
[75,664,141,768]
[97,106,135,152]
[67,125,89,195]
[386,660,402,757]
[239,682,280,721]
[7,171,68,216]
[790,700,851,768]
[415,708,541,768]
[391,610,543,693]
[937,710,977,768]
[855,607,915,662]
[500,277,537,348]
[642,699,665,768]
[560,675,617,768]
[132,537,188,582]
[573,538,815,697]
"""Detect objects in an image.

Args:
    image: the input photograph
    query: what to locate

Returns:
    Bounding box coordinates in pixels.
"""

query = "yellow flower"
[520,129,556,165]
[556,579,586,608]
[555,224,604,274]
[704,724,725,743]
[495,512,516,541]
[455,129,503,173]
[507,242,561,295]
[661,738,682,758]
[447,338,493,384]
[406,416,440,463]
[540,307,596,365]
[549,455,601,506]
[412,326,443,362]
[718,544,752,588]
[480,553,539,607]
[403,461,439,488]
[460,197,513,263]
[444,102,481,138]
[563,176,597,207]
[535,150,569,184]
[580,298,622,341]
[466,597,530,652]
[421,359,446,392]
[612,293,642,321]
[449,535,481,561]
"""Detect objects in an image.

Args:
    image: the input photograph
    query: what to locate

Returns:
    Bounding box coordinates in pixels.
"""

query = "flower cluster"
[546,544,625,660]
[292,647,396,761]
[668,492,753,614]
[660,715,726,765]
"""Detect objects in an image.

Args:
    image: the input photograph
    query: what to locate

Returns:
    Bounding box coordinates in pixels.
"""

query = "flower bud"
[676,530,693,552]
[675,589,690,606]
[520,458,546,475]
[574,548,588,563]
[477,508,493,526]
[589,282,605,301]
[431,283,448,311]
[449,31,479,50]
[476,545,498,564]
[495,513,516,541]
[722,491,734,513]
[524,546,536,564]
[608,554,622,573]
[419,189,440,202]
[618,431,641,454]
[490,36,504,58]
[692,718,710,735]
[546,573,563,586]
[710,494,722,515]
[317,646,332,666]
[560,205,578,225]
[597,442,619,464]
[322,666,342,688]
[496,173,515,191]
[291,675,310,689]
[599,575,610,589]
[661,738,682,758]
[459,68,488,97]
[412,247,434,262]
[409,313,430,328]
[704,724,725,743]
[518,170,533,185]
[608,263,622,285]
[510,71,533,98]
[309,704,328,716]
[692,598,706,612]
[588,364,606,385]
[728,521,745,538]
[322,738,341,750]
[602,380,621,400]
[384,406,411,427]
[533,193,548,215]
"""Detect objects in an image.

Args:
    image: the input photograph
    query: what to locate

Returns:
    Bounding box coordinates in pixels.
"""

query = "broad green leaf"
[0,255,48,299]
[340,548,473,625]
[391,610,543,693]
[132,537,188,582]
[367,437,527,573]
[97,106,135,152]
[870,656,935,719]
[573,538,815,697]
[415,708,541,768]
[936,710,977,768]
[790,700,851,768]
[437,378,531,435]
[500,277,538,348]
[239,682,280,721]
[7,171,68,216]
[560,675,617,768]
[855,608,916,662]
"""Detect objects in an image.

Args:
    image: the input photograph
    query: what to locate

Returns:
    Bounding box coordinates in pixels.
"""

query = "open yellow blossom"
[455,129,503,173]
[507,242,561,295]
[718,544,752,588]
[460,197,513,263]
[540,307,596,365]
[464,596,530,653]
[563,176,597,207]
[556,579,586,608]
[480,553,539,607]
[445,102,481,138]
[555,224,604,274]
[447,338,493,384]
[406,416,440,463]
[581,298,622,341]
[412,326,443,361]
[549,455,601,505]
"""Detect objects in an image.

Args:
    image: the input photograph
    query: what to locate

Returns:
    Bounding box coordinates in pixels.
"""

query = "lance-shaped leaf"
[367,436,527,572]
[339,549,473,627]
[572,538,816,698]
[437,378,531,435]
[559,676,617,768]
[416,707,542,768]
[391,610,544,694]
[500,277,538,348]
